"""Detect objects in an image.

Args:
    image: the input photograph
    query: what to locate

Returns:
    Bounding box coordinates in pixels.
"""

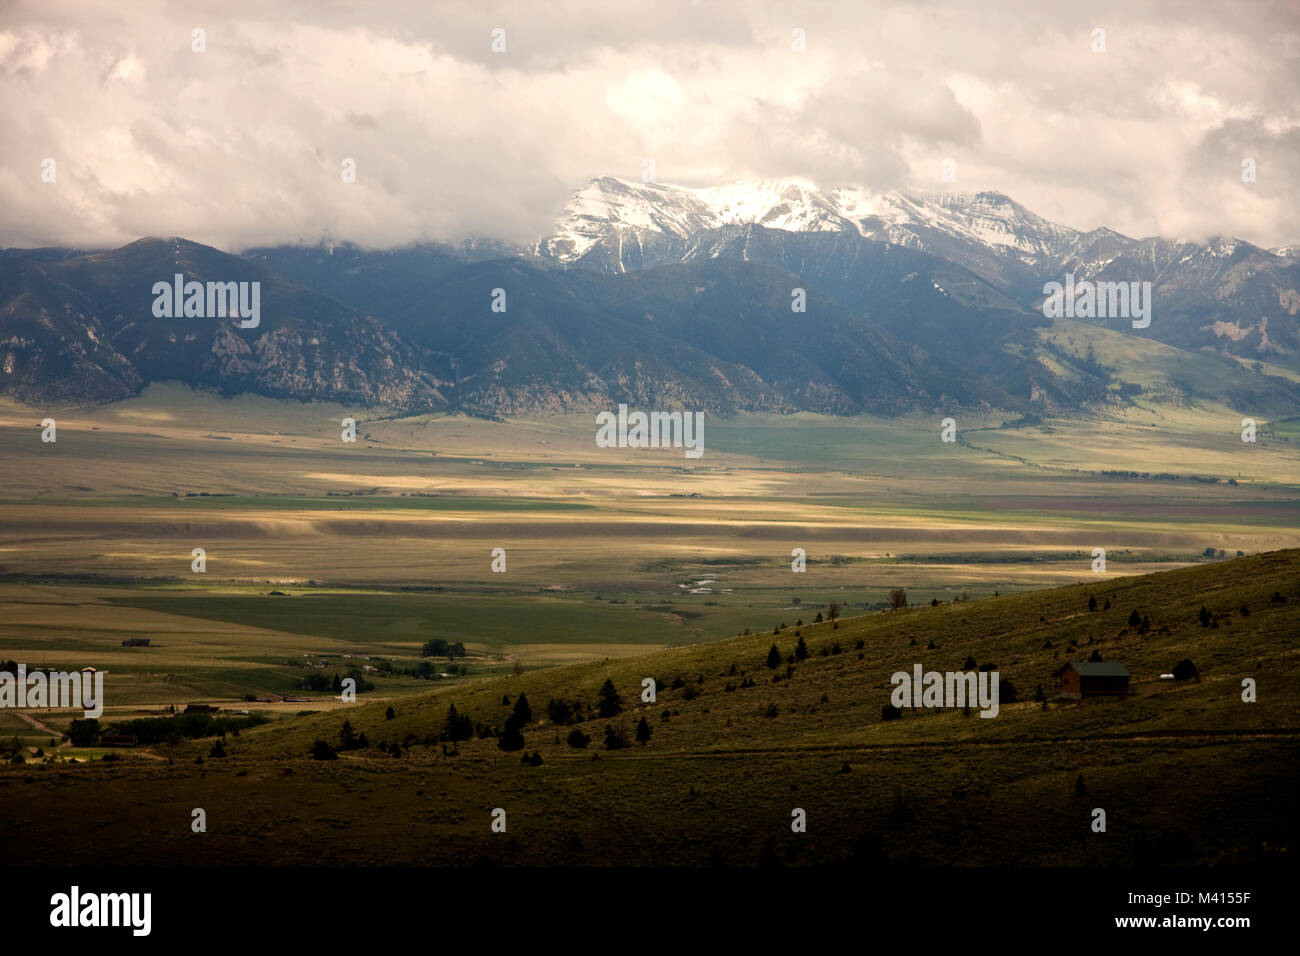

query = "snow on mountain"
[541,176,1090,271]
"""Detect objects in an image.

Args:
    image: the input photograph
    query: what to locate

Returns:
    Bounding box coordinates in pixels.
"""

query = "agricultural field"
[0,383,1297,704]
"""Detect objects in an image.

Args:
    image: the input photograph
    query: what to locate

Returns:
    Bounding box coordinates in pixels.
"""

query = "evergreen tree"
[765,645,782,669]
[498,718,525,752]
[597,679,623,718]
[635,716,651,746]
[385,706,395,720]
[443,704,473,742]
[512,692,532,726]
[331,673,342,693]
[1088,595,1097,612]
[795,635,809,661]
[1127,609,1141,628]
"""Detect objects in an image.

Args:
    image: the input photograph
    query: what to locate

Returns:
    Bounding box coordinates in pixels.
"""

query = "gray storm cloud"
[1,0,1296,251]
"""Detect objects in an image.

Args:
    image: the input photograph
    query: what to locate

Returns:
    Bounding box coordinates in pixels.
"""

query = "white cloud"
[0,0,1296,250]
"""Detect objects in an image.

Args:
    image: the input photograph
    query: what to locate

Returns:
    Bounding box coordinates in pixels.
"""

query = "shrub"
[546,698,573,724]
[566,728,591,749]
[881,704,902,721]
[603,725,629,750]
[498,718,526,752]
[635,717,651,745]
[311,739,337,760]
[889,588,907,610]
[385,706,396,720]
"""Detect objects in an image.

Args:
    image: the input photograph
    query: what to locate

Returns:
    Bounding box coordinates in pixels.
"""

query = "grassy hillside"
[4,550,1297,866]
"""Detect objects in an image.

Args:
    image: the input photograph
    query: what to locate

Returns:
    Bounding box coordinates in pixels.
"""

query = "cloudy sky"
[2,0,1297,250]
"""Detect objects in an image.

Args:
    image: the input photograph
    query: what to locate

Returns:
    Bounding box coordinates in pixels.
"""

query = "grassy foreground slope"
[4,551,1297,867]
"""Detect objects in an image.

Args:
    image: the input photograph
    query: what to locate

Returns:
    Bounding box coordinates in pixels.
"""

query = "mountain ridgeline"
[3,177,1298,418]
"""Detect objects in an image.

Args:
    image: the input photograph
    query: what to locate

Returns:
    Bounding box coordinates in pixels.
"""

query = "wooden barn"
[1057,661,1131,699]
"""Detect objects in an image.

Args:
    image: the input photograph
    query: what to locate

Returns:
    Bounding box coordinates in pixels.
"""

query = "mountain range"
[2,177,1298,419]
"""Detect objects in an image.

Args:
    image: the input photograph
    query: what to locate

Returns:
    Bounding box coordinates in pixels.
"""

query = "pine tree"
[795,636,809,661]
[635,716,651,746]
[765,645,781,669]
[498,718,525,752]
[597,678,623,718]
[512,692,532,726]
[1088,595,1097,612]
[385,706,396,720]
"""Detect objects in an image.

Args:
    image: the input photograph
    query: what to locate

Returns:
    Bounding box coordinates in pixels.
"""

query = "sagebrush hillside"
[4,550,1297,866]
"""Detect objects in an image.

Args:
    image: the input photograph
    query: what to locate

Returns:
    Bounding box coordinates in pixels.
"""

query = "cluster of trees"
[398,660,468,680]
[420,639,467,659]
[1127,609,1152,633]
[1086,595,1111,611]
[105,712,268,745]
[297,669,375,693]
[338,719,369,751]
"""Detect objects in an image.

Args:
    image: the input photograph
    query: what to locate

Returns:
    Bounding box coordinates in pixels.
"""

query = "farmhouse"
[1057,661,1130,699]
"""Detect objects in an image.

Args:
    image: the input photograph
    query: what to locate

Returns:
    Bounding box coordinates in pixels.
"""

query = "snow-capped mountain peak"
[540,176,1086,269]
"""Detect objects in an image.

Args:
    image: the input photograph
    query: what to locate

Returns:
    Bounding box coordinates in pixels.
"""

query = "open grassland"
[3,551,1296,866]
[0,383,1296,700]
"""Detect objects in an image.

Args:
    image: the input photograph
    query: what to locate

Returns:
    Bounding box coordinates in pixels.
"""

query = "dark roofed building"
[1058,661,1130,699]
